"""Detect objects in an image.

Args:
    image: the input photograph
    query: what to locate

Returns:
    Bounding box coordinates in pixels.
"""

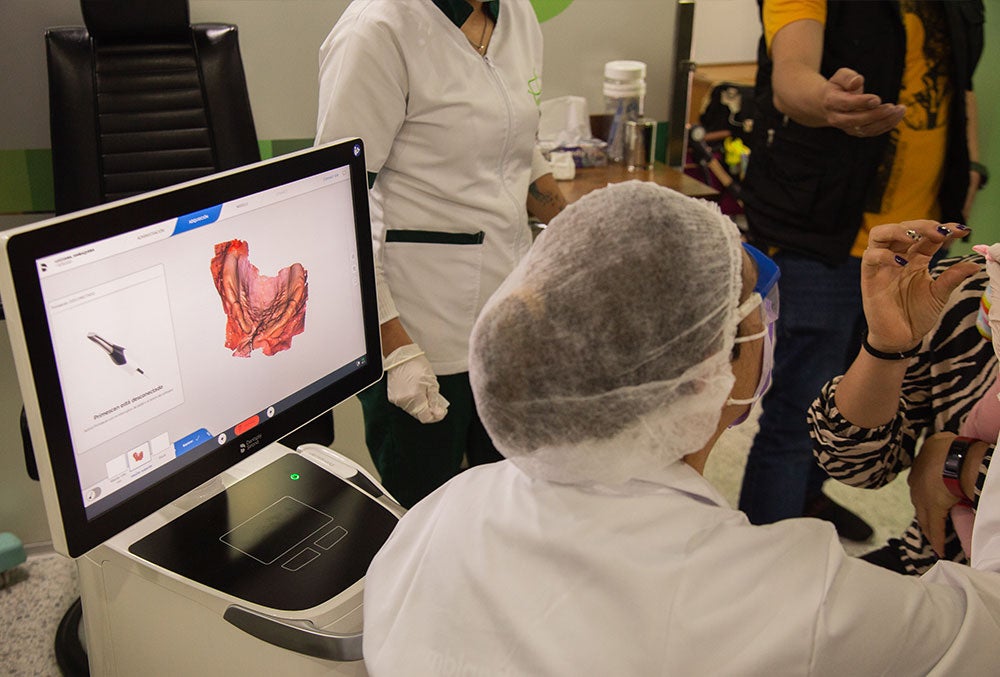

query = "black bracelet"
[943,436,975,504]
[861,333,920,360]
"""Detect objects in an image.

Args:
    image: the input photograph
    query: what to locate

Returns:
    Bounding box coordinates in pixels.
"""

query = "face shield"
[726,243,780,425]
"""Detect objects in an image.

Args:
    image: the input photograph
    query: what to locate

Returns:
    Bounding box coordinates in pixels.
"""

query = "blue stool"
[0,532,27,588]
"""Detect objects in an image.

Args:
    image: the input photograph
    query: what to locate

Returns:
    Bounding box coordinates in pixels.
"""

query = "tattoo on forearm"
[529,182,566,208]
[529,182,550,203]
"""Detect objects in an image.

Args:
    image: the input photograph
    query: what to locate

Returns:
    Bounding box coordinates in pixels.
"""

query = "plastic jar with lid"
[604,60,647,163]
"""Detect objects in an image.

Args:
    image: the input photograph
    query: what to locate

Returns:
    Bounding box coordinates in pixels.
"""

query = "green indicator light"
[290,473,300,481]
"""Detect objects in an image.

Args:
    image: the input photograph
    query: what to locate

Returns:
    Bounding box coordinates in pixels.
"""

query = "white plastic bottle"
[604,60,647,164]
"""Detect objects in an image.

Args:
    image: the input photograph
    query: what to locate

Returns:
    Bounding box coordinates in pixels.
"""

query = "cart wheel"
[55,596,89,676]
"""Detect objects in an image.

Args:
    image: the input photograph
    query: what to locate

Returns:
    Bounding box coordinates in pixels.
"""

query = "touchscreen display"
[0,140,381,556]
[37,165,365,517]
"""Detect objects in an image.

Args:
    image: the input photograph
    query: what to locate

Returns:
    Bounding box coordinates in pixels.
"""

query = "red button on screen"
[235,415,260,436]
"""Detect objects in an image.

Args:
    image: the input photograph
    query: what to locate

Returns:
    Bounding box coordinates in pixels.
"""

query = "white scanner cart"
[77,442,402,676]
[0,140,399,675]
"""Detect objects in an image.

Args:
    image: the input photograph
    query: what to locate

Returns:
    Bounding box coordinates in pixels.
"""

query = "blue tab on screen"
[174,205,222,235]
[174,429,213,456]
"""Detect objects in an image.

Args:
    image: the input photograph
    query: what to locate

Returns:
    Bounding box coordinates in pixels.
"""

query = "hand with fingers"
[823,68,906,138]
[384,343,450,424]
[860,220,979,354]
[909,432,965,557]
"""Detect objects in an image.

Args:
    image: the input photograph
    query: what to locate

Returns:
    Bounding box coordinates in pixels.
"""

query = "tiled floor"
[1,550,78,676]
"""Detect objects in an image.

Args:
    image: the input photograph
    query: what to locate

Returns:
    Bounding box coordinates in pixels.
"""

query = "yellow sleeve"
[763,0,826,50]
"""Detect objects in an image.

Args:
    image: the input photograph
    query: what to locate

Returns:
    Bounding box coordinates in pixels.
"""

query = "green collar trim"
[431,0,500,27]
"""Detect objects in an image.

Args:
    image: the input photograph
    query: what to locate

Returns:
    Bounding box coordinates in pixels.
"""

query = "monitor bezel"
[0,139,382,558]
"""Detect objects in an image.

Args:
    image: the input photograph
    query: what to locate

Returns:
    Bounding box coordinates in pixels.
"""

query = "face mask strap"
[733,326,767,344]
[733,292,767,344]
[735,291,762,322]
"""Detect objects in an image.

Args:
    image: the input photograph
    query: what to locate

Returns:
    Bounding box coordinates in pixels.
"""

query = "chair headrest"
[81,0,191,39]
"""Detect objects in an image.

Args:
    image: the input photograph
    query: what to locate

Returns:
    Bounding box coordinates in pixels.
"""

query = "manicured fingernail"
[956,224,970,231]
[937,226,952,235]
[895,255,908,266]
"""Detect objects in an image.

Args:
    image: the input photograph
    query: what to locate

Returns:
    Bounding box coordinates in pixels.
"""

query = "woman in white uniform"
[362,181,1000,675]
[315,0,565,507]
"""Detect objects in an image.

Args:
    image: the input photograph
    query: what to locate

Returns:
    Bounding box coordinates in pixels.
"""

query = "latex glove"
[862,221,978,352]
[908,432,962,558]
[384,343,449,424]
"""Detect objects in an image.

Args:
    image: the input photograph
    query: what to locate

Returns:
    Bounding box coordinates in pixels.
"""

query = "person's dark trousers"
[739,251,864,523]
[358,371,502,509]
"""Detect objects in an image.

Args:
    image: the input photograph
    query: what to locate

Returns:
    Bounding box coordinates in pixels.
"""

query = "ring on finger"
[905,228,921,241]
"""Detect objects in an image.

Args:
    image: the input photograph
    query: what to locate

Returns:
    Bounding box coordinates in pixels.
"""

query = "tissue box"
[539,139,609,168]
[537,95,609,168]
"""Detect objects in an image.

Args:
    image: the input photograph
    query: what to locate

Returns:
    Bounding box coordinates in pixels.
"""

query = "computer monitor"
[0,139,383,558]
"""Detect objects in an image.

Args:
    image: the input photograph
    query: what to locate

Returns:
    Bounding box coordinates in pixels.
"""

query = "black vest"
[742,0,984,264]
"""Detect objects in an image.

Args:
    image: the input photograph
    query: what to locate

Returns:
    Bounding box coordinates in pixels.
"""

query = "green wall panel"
[24,149,54,213]
[0,141,321,214]
[530,0,574,23]
[951,10,1000,257]
[269,138,313,158]
[0,150,34,213]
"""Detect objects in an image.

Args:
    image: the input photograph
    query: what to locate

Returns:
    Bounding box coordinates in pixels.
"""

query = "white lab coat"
[316,0,550,374]
[364,459,1000,675]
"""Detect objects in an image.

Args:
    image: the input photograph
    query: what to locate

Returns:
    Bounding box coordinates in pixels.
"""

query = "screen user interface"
[35,165,367,518]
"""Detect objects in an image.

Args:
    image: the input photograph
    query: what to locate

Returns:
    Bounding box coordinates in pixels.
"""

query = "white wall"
[2,0,697,148]
[692,0,760,65]
[191,0,686,137]
[1,0,83,150]
[535,0,675,122]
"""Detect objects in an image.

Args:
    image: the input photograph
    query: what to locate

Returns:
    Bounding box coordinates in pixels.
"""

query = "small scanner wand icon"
[87,333,146,375]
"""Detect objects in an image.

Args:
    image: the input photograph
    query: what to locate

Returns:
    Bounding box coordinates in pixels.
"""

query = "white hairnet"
[469,181,744,485]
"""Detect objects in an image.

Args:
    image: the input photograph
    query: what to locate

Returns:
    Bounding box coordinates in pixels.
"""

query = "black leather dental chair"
[45,0,261,215]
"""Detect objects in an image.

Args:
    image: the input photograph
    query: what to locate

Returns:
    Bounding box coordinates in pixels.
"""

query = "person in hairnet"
[362,181,1000,675]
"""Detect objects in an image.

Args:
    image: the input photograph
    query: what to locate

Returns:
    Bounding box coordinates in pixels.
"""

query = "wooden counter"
[558,162,719,204]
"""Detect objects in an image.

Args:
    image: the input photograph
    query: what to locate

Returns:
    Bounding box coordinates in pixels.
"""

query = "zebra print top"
[808,255,996,575]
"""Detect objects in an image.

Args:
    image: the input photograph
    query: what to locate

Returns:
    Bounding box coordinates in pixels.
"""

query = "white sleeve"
[808,544,1000,674]
[315,11,407,174]
[529,145,550,184]
[316,10,406,325]
[374,263,398,325]
[971,249,1000,567]
[972,431,1000,569]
